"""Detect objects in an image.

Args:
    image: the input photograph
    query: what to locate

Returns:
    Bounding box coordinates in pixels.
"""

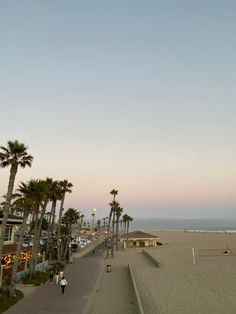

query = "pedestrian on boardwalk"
[49,270,54,284]
[59,270,64,279]
[55,271,59,284]
[60,276,68,294]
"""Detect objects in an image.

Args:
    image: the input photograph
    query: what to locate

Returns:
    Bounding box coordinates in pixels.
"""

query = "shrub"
[22,271,49,286]
[48,261,65,273]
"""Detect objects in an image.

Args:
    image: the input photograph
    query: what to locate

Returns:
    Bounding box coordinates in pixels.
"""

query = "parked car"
[71,242,78,252]
[79,239,87,246]
[22,239,33,248]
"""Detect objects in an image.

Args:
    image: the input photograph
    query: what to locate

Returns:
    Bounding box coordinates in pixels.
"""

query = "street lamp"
[91,208,96,230]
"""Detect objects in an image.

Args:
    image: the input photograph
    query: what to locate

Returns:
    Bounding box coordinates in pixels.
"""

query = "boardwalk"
[5,244,105,314]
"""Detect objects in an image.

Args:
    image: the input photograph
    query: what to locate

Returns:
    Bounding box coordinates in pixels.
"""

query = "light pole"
[91,208,96,231]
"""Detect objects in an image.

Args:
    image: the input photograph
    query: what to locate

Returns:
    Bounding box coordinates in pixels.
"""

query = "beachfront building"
[0,212,22,244]
[121,230,160,248]
[0,212,24,267]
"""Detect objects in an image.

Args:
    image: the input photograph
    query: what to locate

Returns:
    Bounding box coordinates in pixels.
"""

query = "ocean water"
[131,218,236,232]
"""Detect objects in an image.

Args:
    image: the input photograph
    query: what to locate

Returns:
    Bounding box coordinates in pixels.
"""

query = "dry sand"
[88,231,236,314]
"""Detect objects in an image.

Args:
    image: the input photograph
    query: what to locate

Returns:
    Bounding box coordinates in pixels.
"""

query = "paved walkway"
[5,243,105,314]
[87,246,139,314]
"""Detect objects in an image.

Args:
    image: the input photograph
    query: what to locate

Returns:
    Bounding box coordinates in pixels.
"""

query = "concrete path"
[5,243,105,314]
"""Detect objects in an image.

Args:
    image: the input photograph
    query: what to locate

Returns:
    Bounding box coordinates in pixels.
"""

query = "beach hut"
[120,230,160,249]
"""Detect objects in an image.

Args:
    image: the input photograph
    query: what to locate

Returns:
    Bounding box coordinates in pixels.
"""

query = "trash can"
[106,265,111,273]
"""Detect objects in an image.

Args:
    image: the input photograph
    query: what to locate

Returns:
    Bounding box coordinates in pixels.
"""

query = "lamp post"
[68,243,72,263]
[91,208,96,231]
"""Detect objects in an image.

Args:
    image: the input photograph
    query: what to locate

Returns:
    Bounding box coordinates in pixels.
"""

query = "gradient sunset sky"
[1,1,236,219]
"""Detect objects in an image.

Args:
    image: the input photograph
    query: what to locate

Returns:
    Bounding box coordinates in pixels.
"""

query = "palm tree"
[61,208,80,261]
[96,219,101,232]
[126,215,133,234]
[79,214,85,231]
[20,179,48,278]
[107,189,118,235]
[114,206,123,251]
[45,180,61,260]
[0,140,33,263]
[9,191,34,297]
[57,180,73,261]
[122,214,129,234]
[108,200,119,257]
[102,217,106,231]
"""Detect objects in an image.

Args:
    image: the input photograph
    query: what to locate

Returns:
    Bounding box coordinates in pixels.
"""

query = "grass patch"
[21,271,49,286]
[0,288,24,313]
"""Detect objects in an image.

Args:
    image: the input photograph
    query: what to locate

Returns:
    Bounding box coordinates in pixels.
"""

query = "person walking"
[49,270,54,284]
[60,276,68,294]
[59,270,64,280]
[55,271,59,284]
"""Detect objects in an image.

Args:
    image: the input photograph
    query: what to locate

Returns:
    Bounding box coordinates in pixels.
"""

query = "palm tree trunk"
[32,201,48,271]
[115,215,120,251]
[62,225,71,261]
[29,210,39,279]
[107,209,113,237]
[46,200,56,259]
[106,209,113,258]
[57,193,65,261]
[111,211,116,257]
[9,210,29,297]
[0,163,18,263]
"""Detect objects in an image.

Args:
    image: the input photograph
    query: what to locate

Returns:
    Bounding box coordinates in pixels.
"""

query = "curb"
[142,250,159,267]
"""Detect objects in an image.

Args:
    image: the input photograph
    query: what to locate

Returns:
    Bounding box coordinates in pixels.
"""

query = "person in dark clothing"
[49,270,54,284]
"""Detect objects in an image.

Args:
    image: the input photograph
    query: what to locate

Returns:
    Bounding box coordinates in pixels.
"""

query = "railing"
[128,261,145,314]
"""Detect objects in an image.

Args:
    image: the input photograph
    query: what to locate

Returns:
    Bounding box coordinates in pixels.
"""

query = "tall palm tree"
[122,214,129,234]
[61,208,80,261]
[79,214,85,231]
[107,189,118,235]
[9,191,34,297]
[108,200,119,257]
[19,179,48,278]
[115,206,123,251]
[126,215,133,234]
[57,180,73,261]
[0,140,33,263]
[96,219,101,232]
[45,180,61,260]
[102,217,106,231]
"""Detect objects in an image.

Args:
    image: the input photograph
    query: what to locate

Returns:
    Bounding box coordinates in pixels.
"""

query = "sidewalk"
[5,242,105,314]
[86,246,138,314]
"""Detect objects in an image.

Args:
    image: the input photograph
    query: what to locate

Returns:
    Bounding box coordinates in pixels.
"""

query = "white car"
[22,240,33,248]
[79,240,87,246]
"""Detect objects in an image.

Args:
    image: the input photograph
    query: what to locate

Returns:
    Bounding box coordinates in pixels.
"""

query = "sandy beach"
[88,231,236,314]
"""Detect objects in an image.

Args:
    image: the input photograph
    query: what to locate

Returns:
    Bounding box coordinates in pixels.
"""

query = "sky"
[0,0,236,220]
